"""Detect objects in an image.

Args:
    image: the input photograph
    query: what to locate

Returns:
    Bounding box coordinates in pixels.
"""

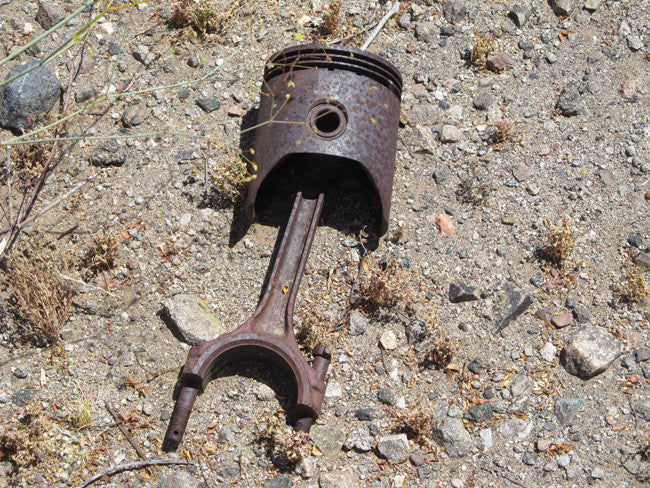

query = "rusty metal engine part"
[164,44,402,451]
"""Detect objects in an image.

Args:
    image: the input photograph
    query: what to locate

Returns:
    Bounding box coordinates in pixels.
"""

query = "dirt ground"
[0,1,648,487]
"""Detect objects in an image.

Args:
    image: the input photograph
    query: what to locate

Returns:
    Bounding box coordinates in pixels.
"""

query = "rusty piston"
[164,44,402,451]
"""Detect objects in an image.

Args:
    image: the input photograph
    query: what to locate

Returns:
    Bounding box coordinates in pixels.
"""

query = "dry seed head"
[621,265,648,303]
[544,217,576,264]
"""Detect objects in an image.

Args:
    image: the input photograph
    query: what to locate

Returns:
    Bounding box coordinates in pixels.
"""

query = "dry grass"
[358,257,413,309]
[424,334,457,369]
[213,153,257,203]
[4,238,73,345]
[172,0,244,34]
[322,1,343,37]
[391,405,434,446]
[621,265,648,303]
[544,217,576,265]
[296,306,329,352]
[82,228,119,278]
[69,389,94,430]
[471,34,495,69]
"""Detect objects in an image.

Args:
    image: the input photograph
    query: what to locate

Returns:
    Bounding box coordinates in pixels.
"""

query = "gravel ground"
[0,1,649,487]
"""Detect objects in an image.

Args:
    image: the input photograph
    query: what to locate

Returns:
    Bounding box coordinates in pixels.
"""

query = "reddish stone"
[552,312,573,328]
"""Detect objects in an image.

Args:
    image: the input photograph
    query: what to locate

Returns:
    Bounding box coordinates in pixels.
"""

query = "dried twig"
[58,272,118,297]
[361,1,400,50]
[104,402,147,460]
[76,459,195,488]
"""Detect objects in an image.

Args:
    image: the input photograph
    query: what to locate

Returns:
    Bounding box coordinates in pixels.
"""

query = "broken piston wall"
[246,44,403,235]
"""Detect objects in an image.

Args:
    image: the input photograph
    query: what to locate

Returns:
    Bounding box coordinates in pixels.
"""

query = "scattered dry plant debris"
[213,152,257,203]
[485,118,515,148]
[322,1,343,37]
[621,264,648,303]
[82,228,119,278]
[69,389,95,430]
[391,405,434,447]
[423,334,457,369]
[471,33,495,69]
[296,304,329,352]
[456,175,491,206]
[358,257,413,309]
[259,409,312,467]
[4,239,73,345]
[11,139,52,185]
[543,217,576,265]
[172,0,243,34]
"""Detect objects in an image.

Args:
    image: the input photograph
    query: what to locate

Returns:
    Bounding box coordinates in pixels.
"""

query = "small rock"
[635,347,650,363]
[348,310,368,336]
[508,6,531,27]
[537,438,552,451]
[310,425,345,458]
[548,0,576,16]
[583,0,604,11]
[406,320,428,344]
[319,470,356,488]
[196,98,221,113]
[591,467,604,479]
[535,307,553,323]
[377,387,397,406]
[410,450,426,466]
[627,234,643,248]
[436,213,456,235]
[295,457,316,478]
[478,429,492,450]
[510,374,534,397]
[187,53,201,68]
[75,86,96,103]
[122,105,145,127]
[343,428,373,452]
[433,165,450,184]
[380,330,398,350]
[556,83,585,117]
[572,306,591,324]
[158,471,199,488]
[486,52,514,72]
[414,22,438,44]
[627,35,643,51]
[133,44,154,66]
[464,403,493,423]
[552,312,573,328]
[540,342,557,362]
[12,366,28,379]
[440,124,461,143]
[267,476,292,488]
[377,434,410,464]
[228,105,246,117]
[432,418,472,457]
[530,273,545,288]
[36,2,64,30]
[518,39,534,51]
[555,398,584,425]
[442,0,467,24]
[354,408,375,421]
[162,294,225,345]
[255,383,275,401]
[557,454,571,468]
[90,140,127,166]
[472,91,494,110]
[494,284,533,333]
[324,381,342,398]
[449,282,478,303]
[0,59,62,130]
[562,326,624,378]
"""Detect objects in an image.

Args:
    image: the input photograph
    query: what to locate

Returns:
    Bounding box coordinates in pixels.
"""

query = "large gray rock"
[162,294,225,345]
[442,0,467,23]
[0,59,62,130]
[562,326,623,378]
[89,140,128,166]
[432,418,473,457]
[343,428,373,452]
[377,434,410,464]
